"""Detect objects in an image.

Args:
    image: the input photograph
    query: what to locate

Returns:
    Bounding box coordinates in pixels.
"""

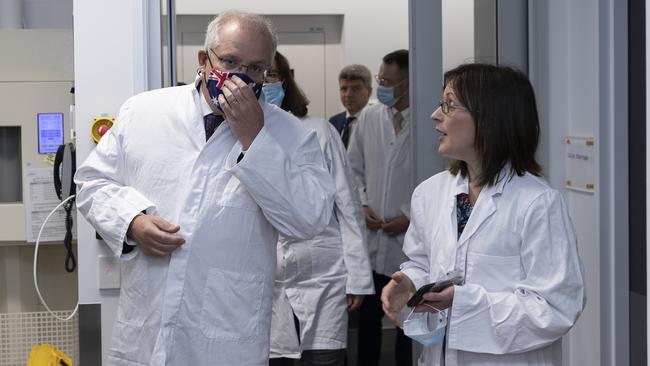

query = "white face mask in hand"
[402,304,447,346]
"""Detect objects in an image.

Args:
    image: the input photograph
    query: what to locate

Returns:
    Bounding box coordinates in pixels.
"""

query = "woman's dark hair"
[274,51,309,117]
[445,63,542,186]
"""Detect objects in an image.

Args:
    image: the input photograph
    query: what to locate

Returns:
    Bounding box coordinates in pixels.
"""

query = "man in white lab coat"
[347,49,413,366]
[74,10,335,366]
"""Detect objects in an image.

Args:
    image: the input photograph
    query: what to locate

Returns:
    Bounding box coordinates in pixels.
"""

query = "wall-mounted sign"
[564,136,595,194]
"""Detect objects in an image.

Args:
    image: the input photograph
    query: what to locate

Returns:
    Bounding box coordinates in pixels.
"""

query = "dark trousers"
[357,272,412,366]
[270,313,346,366]
[270,349,346,366]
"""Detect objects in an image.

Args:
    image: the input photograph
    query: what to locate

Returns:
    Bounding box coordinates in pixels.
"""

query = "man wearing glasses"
[347,49,413,366]
[75,10,335,366]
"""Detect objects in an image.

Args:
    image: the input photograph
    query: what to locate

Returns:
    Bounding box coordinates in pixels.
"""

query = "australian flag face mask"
[199,67,263,112]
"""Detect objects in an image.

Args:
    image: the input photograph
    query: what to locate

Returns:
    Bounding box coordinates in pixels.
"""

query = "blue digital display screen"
[37,113,64,154]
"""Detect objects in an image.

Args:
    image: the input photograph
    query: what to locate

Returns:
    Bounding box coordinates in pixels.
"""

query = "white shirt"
[270,116,374,357]
[343,109,364,134]
[347,103,413,275]
[400,169,585,366]
[75,85,335,366]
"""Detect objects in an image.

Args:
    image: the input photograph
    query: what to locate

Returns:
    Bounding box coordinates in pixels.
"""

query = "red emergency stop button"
[91,117,115,143]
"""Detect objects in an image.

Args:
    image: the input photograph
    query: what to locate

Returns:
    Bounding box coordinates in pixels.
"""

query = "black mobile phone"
[406,275,463,307]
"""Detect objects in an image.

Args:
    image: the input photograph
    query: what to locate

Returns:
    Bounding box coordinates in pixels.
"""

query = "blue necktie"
[341,116,355,149]
[204,114,224,141]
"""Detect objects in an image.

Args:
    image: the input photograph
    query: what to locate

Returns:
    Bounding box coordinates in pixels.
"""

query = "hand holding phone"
[406,274,463,307]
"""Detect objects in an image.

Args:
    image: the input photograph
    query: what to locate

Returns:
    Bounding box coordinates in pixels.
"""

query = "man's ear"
[198,49,208,68]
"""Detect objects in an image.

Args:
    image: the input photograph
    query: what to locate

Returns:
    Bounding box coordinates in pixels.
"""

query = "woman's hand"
[381,271,416,325]
[415,285,454,313]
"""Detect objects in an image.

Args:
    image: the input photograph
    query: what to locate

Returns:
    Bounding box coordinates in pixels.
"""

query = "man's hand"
[218,76,264,150]
[363,206,383,230]
[381,271,416,325]
[127,214,185,257]
[381,215,410,236]
[416,285,454,313]
[346,294,364,312]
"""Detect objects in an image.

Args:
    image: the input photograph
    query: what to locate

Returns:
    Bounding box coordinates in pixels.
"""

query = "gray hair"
[203,10,278,62]
[338,64,372,88]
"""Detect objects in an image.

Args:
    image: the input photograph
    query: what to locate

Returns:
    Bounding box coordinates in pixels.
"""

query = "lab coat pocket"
[218,175,259,212]
[116,252,148,327]
[310,239,345,282]
[199,267,266,341]
[466,252,521,293]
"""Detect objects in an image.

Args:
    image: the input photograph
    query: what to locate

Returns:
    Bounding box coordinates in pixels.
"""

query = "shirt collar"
[194,75,224,118]
[393,106,410,119]
[346,109,363,120]
[450,162,513,199]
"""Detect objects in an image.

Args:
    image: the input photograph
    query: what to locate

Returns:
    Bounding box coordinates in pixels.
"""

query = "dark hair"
[445,63,541,187]
[274,51,309,117]
[382,49,409,75]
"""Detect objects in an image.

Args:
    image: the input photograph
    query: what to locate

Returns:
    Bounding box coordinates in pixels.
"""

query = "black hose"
[63,199,76,273]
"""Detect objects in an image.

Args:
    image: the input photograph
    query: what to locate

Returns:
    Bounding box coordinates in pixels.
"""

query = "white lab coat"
[74,85,335,366]
[347,104,412,276]
[270,116,374,357]
[399,169,585,366]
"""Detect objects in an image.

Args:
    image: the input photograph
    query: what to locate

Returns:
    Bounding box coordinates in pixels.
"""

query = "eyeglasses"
[208,49,269,80]
[374,74,406,87]
[264,70,281,83]
[438,100,469,114]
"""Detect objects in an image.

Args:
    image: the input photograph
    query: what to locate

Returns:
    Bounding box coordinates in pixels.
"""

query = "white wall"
[529,0,628,364]
[73,1,144,364]
[442,0,474,71]
[175,0,409,112]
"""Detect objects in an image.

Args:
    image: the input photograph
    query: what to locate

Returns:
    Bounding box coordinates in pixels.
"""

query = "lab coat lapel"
[180,86,210,150]
[456,173,509,249]
[457,191,496,249]
[430,175,465,278]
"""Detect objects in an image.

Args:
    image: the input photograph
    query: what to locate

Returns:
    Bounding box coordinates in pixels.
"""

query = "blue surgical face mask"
[376,84,400,107]
[262,81,285,106]
[402,305,447,346]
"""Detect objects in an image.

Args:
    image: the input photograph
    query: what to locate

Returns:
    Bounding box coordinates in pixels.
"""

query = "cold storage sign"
[565,136,595,194]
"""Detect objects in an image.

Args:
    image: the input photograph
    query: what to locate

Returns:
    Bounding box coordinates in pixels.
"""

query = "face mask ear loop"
[404,306,417,322]
[406,303,442,322]
[422,303,448,324]
[423,303,442,313]
[201,49,218,79]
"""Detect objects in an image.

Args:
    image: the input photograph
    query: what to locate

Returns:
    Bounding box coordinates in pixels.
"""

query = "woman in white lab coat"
[263,51,374,366]
[381,63,585,365]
